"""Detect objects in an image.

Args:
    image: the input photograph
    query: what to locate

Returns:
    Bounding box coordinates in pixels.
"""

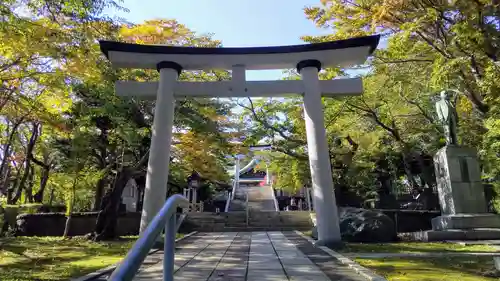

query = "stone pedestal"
[408,146,500,241]
[432,214,500,230]
[434,146,487,214]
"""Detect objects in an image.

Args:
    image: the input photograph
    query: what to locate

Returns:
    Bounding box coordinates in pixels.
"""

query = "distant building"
[122,179,139,212]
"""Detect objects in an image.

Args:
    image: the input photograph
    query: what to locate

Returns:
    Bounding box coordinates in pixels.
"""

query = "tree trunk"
[48,188,55,206]
[25,164,34,203]
[0,167,11,197]
[93,167,132,241]
[63,214,73,238]
[0,119,23,187]
[63,174,78,238]
[92,126,109,211]
[7,163,23,204]
[12,122,39,204]
[11,167,25,204]
[33,166,50,203]
[92,178,107,211]
[32,149,52,203]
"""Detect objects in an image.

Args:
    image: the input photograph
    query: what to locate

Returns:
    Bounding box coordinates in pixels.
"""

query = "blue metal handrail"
[108,194,189,281]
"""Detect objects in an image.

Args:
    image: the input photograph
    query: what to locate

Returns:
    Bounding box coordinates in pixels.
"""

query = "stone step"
[182,211,313,233]
[226,222,247,226]
[432,214,500,230]
[216,226,311,232]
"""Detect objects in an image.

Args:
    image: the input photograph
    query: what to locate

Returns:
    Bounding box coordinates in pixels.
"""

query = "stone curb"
[70,231,198,281]
[294,230,387,281]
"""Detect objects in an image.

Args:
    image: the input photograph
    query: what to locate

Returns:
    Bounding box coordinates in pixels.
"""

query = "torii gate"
[99,35,380,246]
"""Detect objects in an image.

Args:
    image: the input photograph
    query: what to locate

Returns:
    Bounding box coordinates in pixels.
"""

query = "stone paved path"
[131,231,365,281]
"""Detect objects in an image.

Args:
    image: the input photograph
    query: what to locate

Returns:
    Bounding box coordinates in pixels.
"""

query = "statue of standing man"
[435,90,459,145]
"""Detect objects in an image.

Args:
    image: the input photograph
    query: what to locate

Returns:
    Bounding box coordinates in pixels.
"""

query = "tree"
[42,19,237,240]
[296,0,499,209]
[303,0,500,115]
[1,0,240,238]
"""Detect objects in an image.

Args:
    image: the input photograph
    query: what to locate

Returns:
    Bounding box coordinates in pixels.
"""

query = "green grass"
[355,256,500,281]
[0,234,185,281]
[338,242,499,254]
[303,230,500,280]
[0,236,134,281]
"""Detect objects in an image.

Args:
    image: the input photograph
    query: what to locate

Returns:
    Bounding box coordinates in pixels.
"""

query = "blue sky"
[105,0,331,80]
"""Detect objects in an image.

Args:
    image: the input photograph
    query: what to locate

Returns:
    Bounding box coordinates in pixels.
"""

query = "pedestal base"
[405,213,500,241]
[432,214,500,230]
[406,228,500,242]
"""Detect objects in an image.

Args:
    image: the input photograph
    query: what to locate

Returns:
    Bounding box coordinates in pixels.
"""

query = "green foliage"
[237,0,500,204]
[269,151,310,193]
[0,1,237,214]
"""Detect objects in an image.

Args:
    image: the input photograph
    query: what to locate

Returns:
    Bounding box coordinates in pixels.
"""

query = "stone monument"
[417,91,500,241]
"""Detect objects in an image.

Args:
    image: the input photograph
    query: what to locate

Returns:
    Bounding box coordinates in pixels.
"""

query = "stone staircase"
[180,211,313,232]
[179,182,311,233]
[228,184,277,211]
[228,185,246,211]
[246,185,277,211]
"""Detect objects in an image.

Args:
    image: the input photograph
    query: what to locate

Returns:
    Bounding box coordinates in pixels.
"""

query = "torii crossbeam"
[99,35,380,246]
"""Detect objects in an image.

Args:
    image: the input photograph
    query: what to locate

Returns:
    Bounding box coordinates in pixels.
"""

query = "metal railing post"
[108,194,188,281]
[224,191,231,212]
[245,191,249,226]
[163,214,176,281]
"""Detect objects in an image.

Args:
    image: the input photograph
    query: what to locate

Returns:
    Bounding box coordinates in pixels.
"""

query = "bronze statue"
[435,90,459,145]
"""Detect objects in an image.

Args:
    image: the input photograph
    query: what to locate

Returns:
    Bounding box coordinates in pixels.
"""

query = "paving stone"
[246,269,288,281]
[282,231,368,281]
[284,264,325,275]
[215,263,247,270]
[128,230,372,281]
[247,261,282,270]
[280,256,315,266]
[174,268,214,280]
[208,275,246,281]
[210,268,246,277]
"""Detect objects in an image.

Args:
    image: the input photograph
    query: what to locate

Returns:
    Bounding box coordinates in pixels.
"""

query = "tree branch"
[238,98,306,145]
[346,102,403,143]
[29,153,50,169]
[271,145,308,161]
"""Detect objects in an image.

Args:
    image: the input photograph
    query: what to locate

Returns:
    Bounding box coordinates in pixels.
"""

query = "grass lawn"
[0,234,185,281]
[355,256,500,281]
[303,231,500,280]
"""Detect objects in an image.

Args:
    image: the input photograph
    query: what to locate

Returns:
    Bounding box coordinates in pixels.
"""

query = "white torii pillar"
[99,35,380,245]
[299,60,341,245]
[140,62,181,232]
[233,155,241,199]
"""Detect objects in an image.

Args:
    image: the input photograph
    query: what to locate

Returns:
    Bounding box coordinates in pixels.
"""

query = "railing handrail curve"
[230,179,237,200]
[271,186,279,211]
[108,194,189,281]
[224,191,231,212]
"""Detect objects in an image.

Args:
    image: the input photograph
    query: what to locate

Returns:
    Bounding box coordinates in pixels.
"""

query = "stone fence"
[15,212,141,236]
[380,209,441,233]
